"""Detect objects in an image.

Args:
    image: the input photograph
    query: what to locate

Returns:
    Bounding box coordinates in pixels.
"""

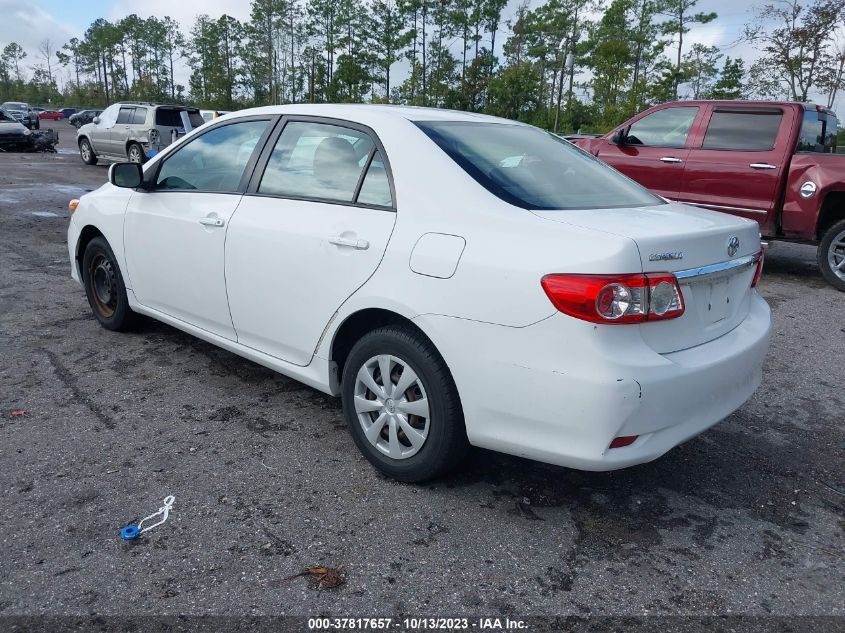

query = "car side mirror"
[92,116,100,125]
[611,128,628,145]
[109,163,143,189]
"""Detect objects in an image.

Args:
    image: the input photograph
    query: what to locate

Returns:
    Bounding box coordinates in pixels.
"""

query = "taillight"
[751,249,764,287]
[541,273,685,324]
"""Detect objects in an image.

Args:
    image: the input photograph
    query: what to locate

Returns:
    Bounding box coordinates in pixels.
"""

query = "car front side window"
[258,121,375,203]
[153,119,271,193]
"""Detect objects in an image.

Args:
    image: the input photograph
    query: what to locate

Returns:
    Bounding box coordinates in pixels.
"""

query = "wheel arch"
[75,224,105,277]
[329,308,436,381]
[817,190,845,240]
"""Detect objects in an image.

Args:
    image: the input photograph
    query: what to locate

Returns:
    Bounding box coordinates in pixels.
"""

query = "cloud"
[107,0,251,29]
[0,0,78,64]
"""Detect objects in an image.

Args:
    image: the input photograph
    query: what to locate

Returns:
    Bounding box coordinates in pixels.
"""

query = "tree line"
[1,0,845,133]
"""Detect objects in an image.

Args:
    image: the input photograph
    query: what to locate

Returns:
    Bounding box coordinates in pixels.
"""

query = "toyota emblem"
[727,235,740,257]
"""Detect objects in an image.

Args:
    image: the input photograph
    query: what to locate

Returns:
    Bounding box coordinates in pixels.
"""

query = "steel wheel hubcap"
[829,229,845,281]
[90,255,117,317]
[80,143,90,160]
[129,147,141,162]
[354,354,430,460]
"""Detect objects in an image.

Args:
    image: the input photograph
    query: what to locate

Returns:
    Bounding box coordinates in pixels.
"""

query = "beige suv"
[77,102,204,165]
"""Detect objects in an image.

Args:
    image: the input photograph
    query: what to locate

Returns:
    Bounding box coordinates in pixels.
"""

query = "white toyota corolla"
[67,104,771,481]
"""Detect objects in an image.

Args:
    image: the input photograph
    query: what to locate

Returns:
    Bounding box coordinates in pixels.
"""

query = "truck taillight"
[751,249,764,287]
[541,273,685,324]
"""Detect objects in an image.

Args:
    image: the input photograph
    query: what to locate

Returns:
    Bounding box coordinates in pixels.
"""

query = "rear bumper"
[415,292,771,471]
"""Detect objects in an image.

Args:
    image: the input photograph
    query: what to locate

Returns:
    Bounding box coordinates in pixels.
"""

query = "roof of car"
[231,103,527,125]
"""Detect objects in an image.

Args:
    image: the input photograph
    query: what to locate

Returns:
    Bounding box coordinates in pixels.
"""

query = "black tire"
[34,118,40,130]
[818,218,845,292]
[341,325,468,482]
[127,142,146,164]
[81,236,139,331]
[78,138,97,165]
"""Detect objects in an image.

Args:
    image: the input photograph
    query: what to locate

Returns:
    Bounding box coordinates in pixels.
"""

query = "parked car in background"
[0,107,32,149]
[38,110,64,120]
[77,103,204,165]
[59,107,77,118]
[68,109,102,128]
[574,101,845,290]
[67,104,770,482]
[200,109,231,124]
[1,102,39,129]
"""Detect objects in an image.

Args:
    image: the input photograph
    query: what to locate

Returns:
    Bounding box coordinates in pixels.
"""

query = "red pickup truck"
[574,100,845,290]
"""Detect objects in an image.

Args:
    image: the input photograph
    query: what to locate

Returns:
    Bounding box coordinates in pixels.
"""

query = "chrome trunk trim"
[674,252,761,281]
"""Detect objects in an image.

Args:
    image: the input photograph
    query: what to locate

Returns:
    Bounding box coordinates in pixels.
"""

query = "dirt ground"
[0,121,843,625]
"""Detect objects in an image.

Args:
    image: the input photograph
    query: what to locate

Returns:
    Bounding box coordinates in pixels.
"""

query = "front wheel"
[81,236,139,331]
[34,118,40,130]
[79,138,97,165]
[818,219,845,291]
[341,326,468,482]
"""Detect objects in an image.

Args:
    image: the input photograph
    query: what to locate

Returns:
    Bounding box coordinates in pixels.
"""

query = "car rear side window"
[131,107,147,125]
[258,121,376,204]
[624,107,698,147]
[417,121,662,210]
[702,109,783,151]
[154,120,271,193]
[356,151,393,207]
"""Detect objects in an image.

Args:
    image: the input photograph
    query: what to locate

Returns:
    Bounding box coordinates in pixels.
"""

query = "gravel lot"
[0,121,843,623]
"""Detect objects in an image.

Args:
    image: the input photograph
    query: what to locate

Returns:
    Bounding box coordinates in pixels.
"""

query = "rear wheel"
[81,236,138,331]
[79,138,97,165]
[341,326,468,482]
[127,142,145,164]
[818,218,845,291]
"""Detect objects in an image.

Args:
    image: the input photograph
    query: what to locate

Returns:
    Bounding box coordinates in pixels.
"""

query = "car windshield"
[0,109,16,123]
[3,103,26,111]
[797,109,839,153]
[416,121,663,210]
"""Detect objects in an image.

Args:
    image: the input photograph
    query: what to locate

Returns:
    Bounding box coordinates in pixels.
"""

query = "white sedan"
[67,105,771,481]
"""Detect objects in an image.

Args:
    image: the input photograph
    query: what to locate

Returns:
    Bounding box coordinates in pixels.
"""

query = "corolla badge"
[648,251,684,261]
[727,235,740,257]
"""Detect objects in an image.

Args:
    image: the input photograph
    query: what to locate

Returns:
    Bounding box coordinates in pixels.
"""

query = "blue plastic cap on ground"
[121,525,140,540]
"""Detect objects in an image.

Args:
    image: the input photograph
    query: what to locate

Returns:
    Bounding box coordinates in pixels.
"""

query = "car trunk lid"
[532,202,762,353]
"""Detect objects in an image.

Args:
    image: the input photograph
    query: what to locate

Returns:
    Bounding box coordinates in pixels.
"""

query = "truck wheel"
[818,218,845,291]
[34,118,40,130]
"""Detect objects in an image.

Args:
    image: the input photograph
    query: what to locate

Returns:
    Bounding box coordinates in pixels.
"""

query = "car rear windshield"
[415,121,663,210]
[797,110,838,153]
[155,108,205,129]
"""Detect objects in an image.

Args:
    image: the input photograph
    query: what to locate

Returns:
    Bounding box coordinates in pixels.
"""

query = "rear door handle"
[660,156,683,163]
[199,216,225,227]
[750,163,777,170]
[329,236,369,250]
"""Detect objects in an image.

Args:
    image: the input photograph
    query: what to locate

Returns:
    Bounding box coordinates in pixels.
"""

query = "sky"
[2,0,831,112]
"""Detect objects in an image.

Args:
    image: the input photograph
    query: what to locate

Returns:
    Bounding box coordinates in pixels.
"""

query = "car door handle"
[750,163,777,170]
[659,156,683,163]
[329,236,369,250]
[199,216,225,227]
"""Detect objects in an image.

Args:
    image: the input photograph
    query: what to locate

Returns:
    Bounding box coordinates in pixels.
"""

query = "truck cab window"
[797,110,838,154]
[702,109,783,151]
[624,107,698,147]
